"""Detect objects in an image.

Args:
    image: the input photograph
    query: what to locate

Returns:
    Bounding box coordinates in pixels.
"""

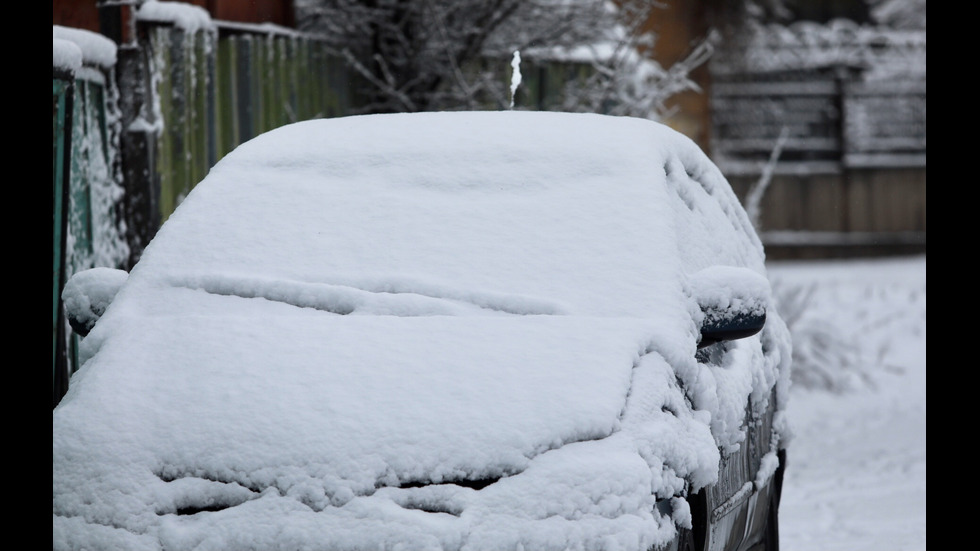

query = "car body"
[53,111,792,551]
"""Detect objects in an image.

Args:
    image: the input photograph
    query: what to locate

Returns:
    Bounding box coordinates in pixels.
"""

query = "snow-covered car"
[53,111,792,551]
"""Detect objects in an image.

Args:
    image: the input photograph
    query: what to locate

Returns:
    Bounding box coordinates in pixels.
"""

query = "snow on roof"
[53,25,116,69]
[136,0,215,33]
[53,111,790,551]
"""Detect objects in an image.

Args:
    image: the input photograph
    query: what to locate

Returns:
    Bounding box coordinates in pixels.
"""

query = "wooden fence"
[710,67,926,259]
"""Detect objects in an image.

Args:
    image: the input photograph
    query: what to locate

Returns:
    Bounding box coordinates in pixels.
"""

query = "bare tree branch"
[745,125,790,230]
[295,0,714,117]
[339,47,418,111]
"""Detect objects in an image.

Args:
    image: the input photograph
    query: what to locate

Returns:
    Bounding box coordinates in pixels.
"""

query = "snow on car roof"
[54,111,790,551]
[133,110,764,317]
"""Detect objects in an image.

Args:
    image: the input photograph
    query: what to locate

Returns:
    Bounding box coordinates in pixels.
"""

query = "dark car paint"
[675,346,783,551]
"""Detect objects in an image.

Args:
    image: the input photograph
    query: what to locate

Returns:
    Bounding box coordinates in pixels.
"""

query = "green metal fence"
[64,68,131,392]
[53,27,130,406]
[53,72,73,407]
[68,71,129,274]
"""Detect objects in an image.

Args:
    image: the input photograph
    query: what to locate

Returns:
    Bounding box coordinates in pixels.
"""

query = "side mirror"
[61,267,129,337]
[689,266,771,349]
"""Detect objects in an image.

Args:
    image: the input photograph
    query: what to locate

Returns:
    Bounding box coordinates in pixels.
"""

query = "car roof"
[131,110,765,319]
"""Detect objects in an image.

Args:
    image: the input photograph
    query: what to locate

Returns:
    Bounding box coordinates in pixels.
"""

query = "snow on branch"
[294,0,712,119]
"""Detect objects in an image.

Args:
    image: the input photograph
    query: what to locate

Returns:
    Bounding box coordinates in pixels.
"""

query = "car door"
[695,343,781,551]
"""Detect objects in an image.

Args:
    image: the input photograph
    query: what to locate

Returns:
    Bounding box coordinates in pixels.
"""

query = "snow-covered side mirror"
[62,267,129,338]
[689,266,771,349]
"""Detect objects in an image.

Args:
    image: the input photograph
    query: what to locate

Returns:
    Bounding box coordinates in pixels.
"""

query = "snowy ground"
[766,254,926,551]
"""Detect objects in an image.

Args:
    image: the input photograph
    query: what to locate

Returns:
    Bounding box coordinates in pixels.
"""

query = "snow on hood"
[53,111,791,550]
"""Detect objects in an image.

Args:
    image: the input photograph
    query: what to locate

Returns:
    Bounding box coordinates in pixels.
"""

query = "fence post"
[98,0,160,270]
[100,1,161,269]
[116,42,161,269]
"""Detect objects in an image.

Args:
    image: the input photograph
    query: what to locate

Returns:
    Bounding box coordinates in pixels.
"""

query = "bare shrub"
[773,280,875,393]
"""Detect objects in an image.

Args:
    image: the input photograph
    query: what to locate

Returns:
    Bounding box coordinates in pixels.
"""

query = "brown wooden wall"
[632,0,714,152]
[197,0,294,26]
[53,0,100,32]
[53,0,295,33]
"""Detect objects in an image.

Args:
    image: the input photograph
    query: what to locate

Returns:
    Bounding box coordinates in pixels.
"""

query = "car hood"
[54,304,717,550]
